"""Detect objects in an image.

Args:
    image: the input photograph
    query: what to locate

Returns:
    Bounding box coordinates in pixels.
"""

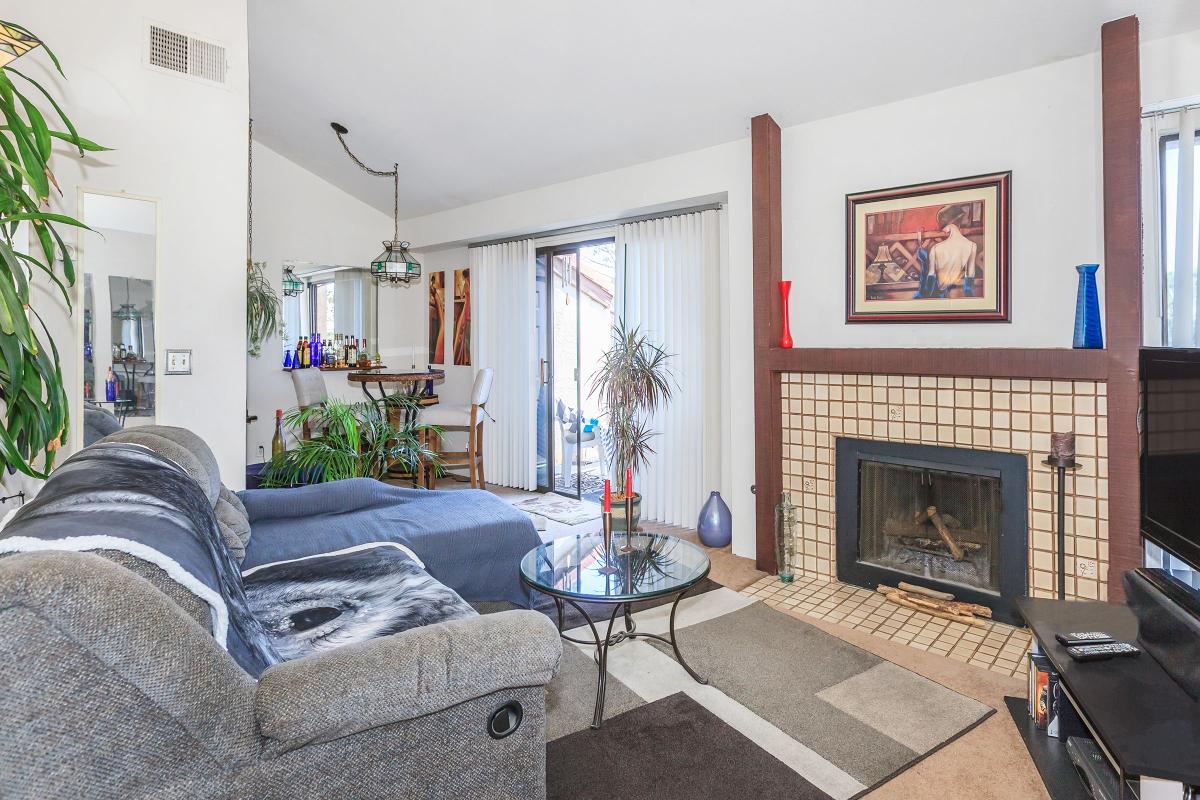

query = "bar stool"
[422,368,493,488]
[290,369,329,440]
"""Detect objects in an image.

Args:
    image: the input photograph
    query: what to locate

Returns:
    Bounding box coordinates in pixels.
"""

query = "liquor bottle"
[310,335,319,368]
[359,339,368,366]
[104,367,117,402]
[300,337,309,368]
[350,337,358,365]
[296,336,304,366]
[271,409,286,457]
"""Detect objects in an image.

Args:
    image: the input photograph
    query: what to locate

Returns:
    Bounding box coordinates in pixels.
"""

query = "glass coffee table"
[519,531,711,729]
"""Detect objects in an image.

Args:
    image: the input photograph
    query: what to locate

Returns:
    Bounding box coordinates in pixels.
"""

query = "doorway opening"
[535,239,616,501]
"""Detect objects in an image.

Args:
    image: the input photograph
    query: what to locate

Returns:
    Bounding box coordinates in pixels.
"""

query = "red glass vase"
[778,280,794,348]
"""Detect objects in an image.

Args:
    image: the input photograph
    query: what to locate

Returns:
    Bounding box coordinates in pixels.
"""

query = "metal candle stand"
[1042,455,1081,600]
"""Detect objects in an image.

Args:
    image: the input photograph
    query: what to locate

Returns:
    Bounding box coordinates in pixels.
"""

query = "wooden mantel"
[751,17,1144,600]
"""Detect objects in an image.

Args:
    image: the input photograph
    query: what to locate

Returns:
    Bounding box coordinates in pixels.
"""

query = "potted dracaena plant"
[259,393,442,487]
[0,21,107,478]
[589,319,674,531]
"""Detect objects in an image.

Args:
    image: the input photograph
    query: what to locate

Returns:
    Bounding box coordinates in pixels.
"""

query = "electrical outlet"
[802,478,816,492]
[1077,559,1097,578]
[888,405,903,421]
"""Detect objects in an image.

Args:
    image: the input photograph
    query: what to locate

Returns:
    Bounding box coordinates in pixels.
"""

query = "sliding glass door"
[535,239,616,501]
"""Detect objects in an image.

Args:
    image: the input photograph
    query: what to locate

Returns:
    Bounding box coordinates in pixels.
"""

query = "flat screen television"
[1141,348,1200,569]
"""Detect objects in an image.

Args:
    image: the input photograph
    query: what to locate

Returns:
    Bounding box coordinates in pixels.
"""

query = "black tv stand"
[1016,597,1200,800]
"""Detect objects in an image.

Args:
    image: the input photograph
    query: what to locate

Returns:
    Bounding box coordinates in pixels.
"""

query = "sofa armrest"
[254,609,562,755]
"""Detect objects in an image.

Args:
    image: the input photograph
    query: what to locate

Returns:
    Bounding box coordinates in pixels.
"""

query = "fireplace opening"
[836,438,1028,625]
[859,461,1002,594]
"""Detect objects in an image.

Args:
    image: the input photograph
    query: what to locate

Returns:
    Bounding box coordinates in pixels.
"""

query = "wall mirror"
[282,264,379,363]
[79,192,158,445]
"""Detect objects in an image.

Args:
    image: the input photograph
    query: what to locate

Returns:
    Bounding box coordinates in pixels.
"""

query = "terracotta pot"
[610,492,642,532]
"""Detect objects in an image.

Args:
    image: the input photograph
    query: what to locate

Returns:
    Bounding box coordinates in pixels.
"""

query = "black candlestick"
[1042,456,1081,600]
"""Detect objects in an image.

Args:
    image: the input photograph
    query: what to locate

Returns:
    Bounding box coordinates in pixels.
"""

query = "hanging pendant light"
[331,122,422,286]
[0,23,41,68]
[282,265,305,297]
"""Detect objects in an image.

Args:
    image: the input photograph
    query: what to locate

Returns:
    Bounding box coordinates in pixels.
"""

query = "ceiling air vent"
[146,23,227,86]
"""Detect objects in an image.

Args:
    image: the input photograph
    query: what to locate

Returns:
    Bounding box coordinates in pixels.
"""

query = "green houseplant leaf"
[259,393,443,488]
[246,259,280,357]
[0,22,103,478]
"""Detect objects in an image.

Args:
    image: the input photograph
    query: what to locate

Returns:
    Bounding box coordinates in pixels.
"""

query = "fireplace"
[835,438,1028,624]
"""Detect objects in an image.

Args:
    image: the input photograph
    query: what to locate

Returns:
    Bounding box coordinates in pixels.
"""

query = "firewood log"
[927,506,965,561]
[897,581,955,601]
[882,591,986,627]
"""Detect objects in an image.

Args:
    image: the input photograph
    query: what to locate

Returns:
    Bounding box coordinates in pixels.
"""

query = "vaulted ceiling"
[249,0,1200,218]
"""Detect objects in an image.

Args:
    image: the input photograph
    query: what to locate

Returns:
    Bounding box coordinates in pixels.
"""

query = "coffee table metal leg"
[591,605,621,729]
[667,585,709,685]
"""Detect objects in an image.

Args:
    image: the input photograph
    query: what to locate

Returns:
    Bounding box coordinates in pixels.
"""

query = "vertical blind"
[615,209,722,527]
[1145,108,1200,346]
[469,239,538,490]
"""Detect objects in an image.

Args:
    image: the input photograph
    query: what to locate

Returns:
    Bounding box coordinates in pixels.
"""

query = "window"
[1147,108,1200,347]
[280,266,378,356]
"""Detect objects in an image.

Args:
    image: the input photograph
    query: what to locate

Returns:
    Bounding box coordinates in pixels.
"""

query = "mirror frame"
[73,188,162,454]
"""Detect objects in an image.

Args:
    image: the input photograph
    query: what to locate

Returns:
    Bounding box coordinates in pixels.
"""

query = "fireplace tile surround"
[781,373,1110,602]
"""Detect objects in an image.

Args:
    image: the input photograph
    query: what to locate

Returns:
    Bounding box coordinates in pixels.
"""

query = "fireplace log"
[927,506,966,561]
[876,584,992,621]
[897,581,955,601]
[880,590,986,627]
[895,536,983,554]
[883,520,984,543]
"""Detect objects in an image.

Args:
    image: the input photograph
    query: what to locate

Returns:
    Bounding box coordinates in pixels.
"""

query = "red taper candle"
[603,479,611,512]
[625,468,632,498]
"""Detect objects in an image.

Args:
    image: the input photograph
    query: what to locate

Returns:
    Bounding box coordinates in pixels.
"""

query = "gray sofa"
[0,426,562,800]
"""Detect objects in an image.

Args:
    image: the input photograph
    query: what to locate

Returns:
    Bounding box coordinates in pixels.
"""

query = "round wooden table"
[348,369,445,486]
[347,368,445,407]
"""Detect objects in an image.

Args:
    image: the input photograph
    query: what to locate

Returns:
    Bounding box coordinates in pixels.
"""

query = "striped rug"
[545,588,993,800]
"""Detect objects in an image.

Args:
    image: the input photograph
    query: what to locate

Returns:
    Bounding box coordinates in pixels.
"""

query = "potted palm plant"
[0,22,106,477]
[259,393,441,487]
[590,320,673,531]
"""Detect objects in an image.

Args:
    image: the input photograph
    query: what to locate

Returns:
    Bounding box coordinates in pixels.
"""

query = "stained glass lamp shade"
[371,240,422,285]
[0,23,40,68]
[282,266,305,297]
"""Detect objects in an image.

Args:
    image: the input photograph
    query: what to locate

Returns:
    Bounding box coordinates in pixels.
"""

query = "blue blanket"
[0,443,282,676]
[239,479,539,608]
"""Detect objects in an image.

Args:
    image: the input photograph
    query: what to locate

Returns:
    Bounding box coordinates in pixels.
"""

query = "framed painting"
[453,268,471,366]
[846,171,1010,323]
[428,271,445,364]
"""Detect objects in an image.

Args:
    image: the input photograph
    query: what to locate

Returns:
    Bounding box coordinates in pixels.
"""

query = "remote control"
[1066,642,1140,662]
[1055,631,1115,647]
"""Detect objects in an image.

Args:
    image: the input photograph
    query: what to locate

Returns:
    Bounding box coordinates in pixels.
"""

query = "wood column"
[752,113,783,573]
[1101,16,1144,603]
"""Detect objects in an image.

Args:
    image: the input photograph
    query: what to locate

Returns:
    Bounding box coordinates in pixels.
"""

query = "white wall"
[3,1,249,498]
[782,52,1105,347]
[245,142,404,460]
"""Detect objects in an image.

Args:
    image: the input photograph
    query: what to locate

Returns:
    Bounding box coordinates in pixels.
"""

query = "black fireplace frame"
[835,437,1029,625]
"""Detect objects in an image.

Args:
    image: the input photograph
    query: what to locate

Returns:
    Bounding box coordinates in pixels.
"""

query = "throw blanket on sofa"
[242,544,477,660]
[0,443,282,676]
[239,479,541,608]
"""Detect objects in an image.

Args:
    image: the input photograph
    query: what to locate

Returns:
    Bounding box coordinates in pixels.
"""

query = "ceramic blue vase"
[1072,263,1104,349]
[697,491,732,548]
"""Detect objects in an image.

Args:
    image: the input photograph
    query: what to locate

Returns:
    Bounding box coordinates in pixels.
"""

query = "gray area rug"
[545,597,993,798]
[548,692,835,800]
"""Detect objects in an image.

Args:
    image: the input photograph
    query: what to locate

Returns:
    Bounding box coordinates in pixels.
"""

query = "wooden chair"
[290,369,329,440]
[422,368,493,488]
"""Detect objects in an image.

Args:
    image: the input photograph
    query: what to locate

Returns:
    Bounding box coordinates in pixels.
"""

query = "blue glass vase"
[697,491,732,548]
[1072,264,1103,349]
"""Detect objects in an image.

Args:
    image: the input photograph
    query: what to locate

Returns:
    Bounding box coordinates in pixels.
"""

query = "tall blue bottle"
[1072,263,1104,349]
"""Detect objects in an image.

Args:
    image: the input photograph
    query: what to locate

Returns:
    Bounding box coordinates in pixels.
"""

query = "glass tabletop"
[519,532,710,602]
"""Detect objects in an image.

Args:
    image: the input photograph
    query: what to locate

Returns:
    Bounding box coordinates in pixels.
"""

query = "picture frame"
[845,171,1010,323]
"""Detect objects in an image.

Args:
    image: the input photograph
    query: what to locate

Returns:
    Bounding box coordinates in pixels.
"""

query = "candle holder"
[1042,455,1081,599]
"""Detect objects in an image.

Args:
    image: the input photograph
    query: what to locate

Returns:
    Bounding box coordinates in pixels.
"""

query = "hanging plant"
[246,259,280,357]
[0,21,107,478]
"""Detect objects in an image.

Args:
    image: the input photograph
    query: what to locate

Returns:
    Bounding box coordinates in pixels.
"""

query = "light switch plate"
[165,349,192,375]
